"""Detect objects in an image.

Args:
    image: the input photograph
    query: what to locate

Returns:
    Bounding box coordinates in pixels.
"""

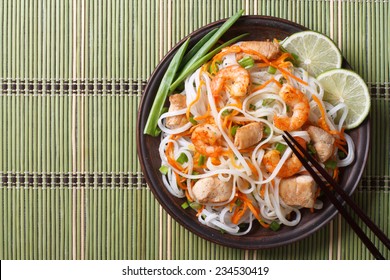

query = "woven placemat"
[0,0,389,260]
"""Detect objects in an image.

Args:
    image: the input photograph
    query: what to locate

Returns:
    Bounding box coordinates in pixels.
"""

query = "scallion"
[275,143,287,153]
[181,201,190,209]
[235,199,243,206]
[176,153,188,164]
[189,115,198,125]
[144,39,190,136]
[263,126,271,136]
[198,155,206,166]
[249,103,256,110]
[222,109,232,117]
[159,165,169,175]
[180,28,219,69]
[238,56,255,69]
[307,142,317,155]
[325,159,337,170]
[270,221,281,231]
[230,125,239,137]
[267,66,277,74]
[262,99,275,106]
[286,105,290,112]
[338,150,346,159]
[170,33,248,92]
[190,202,202,211]
[170,9,245,92]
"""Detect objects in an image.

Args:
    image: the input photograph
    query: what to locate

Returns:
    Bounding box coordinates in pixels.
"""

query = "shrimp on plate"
[211,65,250,98]
[191,124,224,157]
[273,84,310,131]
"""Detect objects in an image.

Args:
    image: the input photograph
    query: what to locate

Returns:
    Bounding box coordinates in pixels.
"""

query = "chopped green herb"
[230,125,239,137]
[176,153,188,164]
[159,165,169,175]
[307,142,317,155]
[269,221,281,231]
[189,115,198,125]
[221,109,233,117]
[275,143,287,153]
[192,171,200,175]
[198,155,206,166]
[238,56,255,69]
[208,60,221,74]
[144,39,190,136]
[190,202,202,211]
[181,201,190,209]
[286,105,290,112]
[338,150,346,159]
[263,126,271,136]
[249,103,257,110]
[267,66,277,74]
[325,159,337,170]
[220,229,226,234]
[235,199,243,206]
[262,98,275,106]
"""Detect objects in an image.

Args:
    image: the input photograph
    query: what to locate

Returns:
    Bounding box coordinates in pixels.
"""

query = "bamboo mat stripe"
[1,0,389,260]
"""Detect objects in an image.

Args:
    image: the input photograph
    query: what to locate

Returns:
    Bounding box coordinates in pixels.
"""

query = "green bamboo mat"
[0,0,389,260]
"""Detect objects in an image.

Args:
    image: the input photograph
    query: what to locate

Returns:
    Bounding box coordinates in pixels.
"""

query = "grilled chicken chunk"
[234,122,263,149]
[307,125,335,162]
[165,94,188,129]
[279,175,317,208]
[192,177,233,204]
[237,41,281,61]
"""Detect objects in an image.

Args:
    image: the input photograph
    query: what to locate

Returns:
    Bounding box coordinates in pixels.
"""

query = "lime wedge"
[317,69,370,129]
[282,31,342,77]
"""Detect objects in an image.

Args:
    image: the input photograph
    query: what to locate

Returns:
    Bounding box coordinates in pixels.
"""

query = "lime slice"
[317,69,370,129]
[282,31,342,77]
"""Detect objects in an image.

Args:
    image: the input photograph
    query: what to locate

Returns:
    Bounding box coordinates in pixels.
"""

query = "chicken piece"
[234,122,263,149]
[237,41,281,61]
[165,94,188,129]
[307,125,335,162]
[279,175,317,208]
[192,177,233,204]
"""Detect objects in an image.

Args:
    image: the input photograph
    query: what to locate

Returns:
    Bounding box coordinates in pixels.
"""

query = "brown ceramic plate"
[137,16,370,249]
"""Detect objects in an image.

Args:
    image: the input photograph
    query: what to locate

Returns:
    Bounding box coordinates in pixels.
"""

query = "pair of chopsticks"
[282,131,390,260]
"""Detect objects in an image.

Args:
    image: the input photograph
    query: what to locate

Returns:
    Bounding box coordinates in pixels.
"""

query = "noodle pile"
[156,41,355,235]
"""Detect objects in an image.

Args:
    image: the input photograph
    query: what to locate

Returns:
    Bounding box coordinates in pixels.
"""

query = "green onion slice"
[238,56,255,69]
[159,165,169,175]
[176,153,188,164]
[275,143,287,153]
[270,221,281,231]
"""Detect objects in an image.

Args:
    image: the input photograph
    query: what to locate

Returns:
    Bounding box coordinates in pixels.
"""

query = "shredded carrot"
[245,159,259,177]
[231,203,248,224]
[251,77,282,92]
[333,167,339,180]
[277,67,308,86]
[211,45,242,64]
[174,172,187,190]
[185,190,193,202]
[186,80,204,119]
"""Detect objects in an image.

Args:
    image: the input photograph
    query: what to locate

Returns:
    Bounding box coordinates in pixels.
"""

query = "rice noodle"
[155,41,356,235]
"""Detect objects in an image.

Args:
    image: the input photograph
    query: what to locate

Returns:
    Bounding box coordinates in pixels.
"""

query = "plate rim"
[136,15,371,249]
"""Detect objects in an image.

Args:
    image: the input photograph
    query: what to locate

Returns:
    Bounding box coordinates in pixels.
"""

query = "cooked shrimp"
[211,65,250,98]
[237,41,281,61]
[262,137,307,178]
[273,84,310,131]
[191,124,223,157]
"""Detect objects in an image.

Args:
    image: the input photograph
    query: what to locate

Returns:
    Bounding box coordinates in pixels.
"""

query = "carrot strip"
[186,80,204,119]
[251,77,282,92]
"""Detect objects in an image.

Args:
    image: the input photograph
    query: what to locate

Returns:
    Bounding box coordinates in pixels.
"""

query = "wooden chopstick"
[282,131,389,260]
